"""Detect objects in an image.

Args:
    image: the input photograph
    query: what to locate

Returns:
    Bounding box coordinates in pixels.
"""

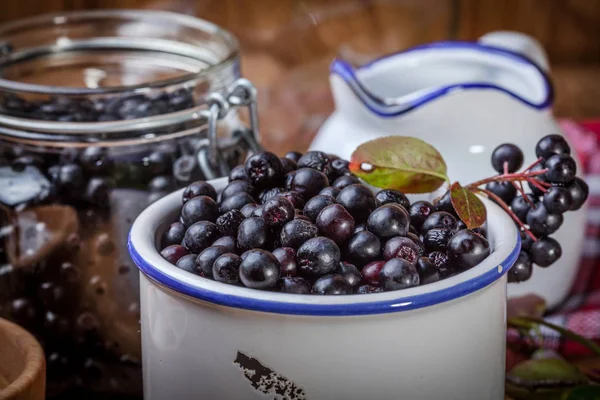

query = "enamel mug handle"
[478,31,550,72]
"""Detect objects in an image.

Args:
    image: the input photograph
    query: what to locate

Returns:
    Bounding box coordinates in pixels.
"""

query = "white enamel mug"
[128,177,520,400]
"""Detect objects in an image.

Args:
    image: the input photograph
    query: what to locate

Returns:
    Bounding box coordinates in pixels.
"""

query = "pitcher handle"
[478,31,550,72]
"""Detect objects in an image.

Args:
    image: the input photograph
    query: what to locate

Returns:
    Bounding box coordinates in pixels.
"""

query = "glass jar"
[0,10,259,399]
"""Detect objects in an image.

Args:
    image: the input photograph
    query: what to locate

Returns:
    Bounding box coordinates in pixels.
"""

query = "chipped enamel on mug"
[310,31,586,309]
[128,177,520,400]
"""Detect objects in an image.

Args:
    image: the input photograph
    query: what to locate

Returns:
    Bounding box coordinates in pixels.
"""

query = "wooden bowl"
[0,318,45,400]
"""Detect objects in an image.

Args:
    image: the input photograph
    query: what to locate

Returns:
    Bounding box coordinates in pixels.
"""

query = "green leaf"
[506,358,590,400]
[565,385,600,400]
[449,182,487,229]
[349,136,448,193]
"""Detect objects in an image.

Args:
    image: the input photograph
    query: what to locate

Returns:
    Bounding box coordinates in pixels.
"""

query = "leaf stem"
[474,188,537,241]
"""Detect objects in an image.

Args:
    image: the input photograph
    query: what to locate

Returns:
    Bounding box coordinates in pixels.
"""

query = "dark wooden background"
[2,0,600,151]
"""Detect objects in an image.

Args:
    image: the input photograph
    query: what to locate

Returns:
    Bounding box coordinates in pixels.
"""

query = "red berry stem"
[524,177,548,193]
[466,169,548,189]
[523,157,544,173]
[473,188,537,241]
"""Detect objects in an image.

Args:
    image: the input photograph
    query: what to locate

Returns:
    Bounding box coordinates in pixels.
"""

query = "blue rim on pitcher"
[128,178,521,317]
[330,41,554,118]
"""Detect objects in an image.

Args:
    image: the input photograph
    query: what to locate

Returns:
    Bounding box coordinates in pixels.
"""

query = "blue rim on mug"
[128,180,521,317]
[330,41,554,118]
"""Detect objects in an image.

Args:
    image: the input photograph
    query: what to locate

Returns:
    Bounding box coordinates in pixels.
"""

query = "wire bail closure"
[199,78,262,179]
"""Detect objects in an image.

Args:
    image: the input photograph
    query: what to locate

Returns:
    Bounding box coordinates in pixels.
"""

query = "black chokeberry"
[434,190,456,216]
[183,221,220,254]
[406,232,426,257]
[566,177,589,211]
[379,258,420,291]
[216,210,245,236]
[367,204,409,240]
[485,180,517,204]
[530,236,561,267]
[383,237,419,264]
[212,253,242,284]
[446,229,490,270]
[312,274,352,295]
[511,195,538,222]
[161,222,186,248]
[409,201,436,229]
[416,257,440,284]
[279,191,305,209]
[526,203,563,236]
[491,143,524,173]
[280,218,319,249]
[258,187,285,204]
[240,203,259,218]
[181,196,219,226]
[361,261,385,286]
[428,251,453,278]
[237,217,268,250]
[375,189,410,209]
[239,249,280,289]
[330,158,350,178]
[220,180,254,201]
[176,254,199,274]
[285,151,302,162]
[423,228,454,253]
[543,186,573,214]
[319,186,340,198]
[272,247,297,276]
[297,237,340,276]
[297,151,332,176]
[160,245,189,264]
[332,175,360,189]
[287,168,329,198]
[228,165,248,181]
[344,231,381,267]
[536,134,570,160]
[422,211,457,232]
[280,157,297,174]
[356,285,383,294]
[303,194,336,222]
[337,261,362,287]
[219,192,256,213]
[212,236,237,253]
[280,276,311,294]
[182,181,218,203]
[336,184,377,223]
[508,251,532,283]
[196,245,230,277]
[316,204,355,244]
[545,154,576,183]
[244,152,284,188]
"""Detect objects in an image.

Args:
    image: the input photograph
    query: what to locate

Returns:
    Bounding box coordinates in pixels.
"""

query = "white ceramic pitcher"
[310,31,586,309]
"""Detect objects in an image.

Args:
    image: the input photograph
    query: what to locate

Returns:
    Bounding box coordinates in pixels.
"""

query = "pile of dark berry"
[160,151,491,295]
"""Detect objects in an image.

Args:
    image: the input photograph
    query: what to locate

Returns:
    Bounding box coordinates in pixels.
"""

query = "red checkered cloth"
[507,119,600,356]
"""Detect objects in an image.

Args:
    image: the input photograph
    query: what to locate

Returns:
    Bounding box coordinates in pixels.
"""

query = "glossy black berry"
[508,251,533,283]
[336,184,377,223]
[446,229,490,270]
[216,210,245,236]
[511,195,538,222]
[312,274,352,295]
[491,143,524,173]
[353,224,368,234]
[221,180,254,201]
[406,232,426,257]
[316,204,355,244]
[361,261,386,286]
[337,261,362,287]
[367,204,409,239]
[272,247,297,276]
[239,249,280,289]
[332,175,360,189]
[297,236,340,276]
[263,196,295,228]
[357,284,383,294]
[196,245,230,277]
[288,168,329,198]
[428,251,453,278]
[567,177,589,211]
[344,231,381,267]
[520,230,534,252]
[182,181,218,204]
[258,187,285,204]
[526,203,563,236]
[545,154,576,183]
[244,152,284,188]
[423,228,454,252]
[434,190,457,216]
[375,189,410,209]
[302,194,335,222]
[219,192,256,213]
[285,151,302,162]
[536,134,571,160]
[297,151,332,176]
[319,186,340,198]
[416,257,439,284]
[161,222,187,248]
[280,218,319,249]
[212,253,242,284]
[160,245,189,264]
[422,211,457,232]
[280,276,310,294]
[409,201,436,229]
[279,191,305,209]
[530,236,561,267]
[280,157,297,174]
[543,186,573,214]
[237,217,268,250]
[330,158,350,178]
[383,237,419,264]
[181,196,219,226]
[228,165,248,181]
[176,254,198,274]
[212,236,237,253]
[485,180,517,204]
[183,221,220,254]
[240,203,259,218]
[379,258,420,291]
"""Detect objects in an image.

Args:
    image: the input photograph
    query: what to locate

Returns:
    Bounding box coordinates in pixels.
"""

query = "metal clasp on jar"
[197,78,263,180]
